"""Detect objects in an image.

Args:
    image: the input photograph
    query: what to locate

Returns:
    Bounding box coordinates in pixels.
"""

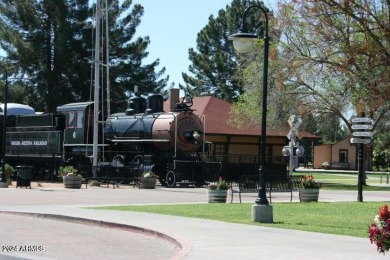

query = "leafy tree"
[372,112,390,170]
[227,2,297,131]
[276,0,390,135]
[0,0,167,112]
[314,113,348,144]
[228,39,297,130]
[232,0,390,140]
[181,0,268,103]
[373,132,390,170]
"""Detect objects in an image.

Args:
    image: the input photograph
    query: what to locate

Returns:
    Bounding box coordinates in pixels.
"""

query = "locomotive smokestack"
[169,88,180,111]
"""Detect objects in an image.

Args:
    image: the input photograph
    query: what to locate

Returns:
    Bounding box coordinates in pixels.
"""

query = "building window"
[214,143,226,155]
[339,149,348,163]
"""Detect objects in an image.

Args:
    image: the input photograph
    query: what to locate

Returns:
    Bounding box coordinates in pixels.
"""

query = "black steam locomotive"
[1,93,221,187]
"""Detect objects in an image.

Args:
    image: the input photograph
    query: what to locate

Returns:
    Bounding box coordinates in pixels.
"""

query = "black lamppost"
[229,5,270,206]
[0,64,7,187]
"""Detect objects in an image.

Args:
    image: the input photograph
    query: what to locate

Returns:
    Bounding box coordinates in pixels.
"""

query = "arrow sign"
[352,117,372,123]
[350,138,372,144]
[352,124,372,130]
[352,132,373,137]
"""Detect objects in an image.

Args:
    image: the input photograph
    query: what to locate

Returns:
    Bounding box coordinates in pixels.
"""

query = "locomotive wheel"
[166,171,176,187]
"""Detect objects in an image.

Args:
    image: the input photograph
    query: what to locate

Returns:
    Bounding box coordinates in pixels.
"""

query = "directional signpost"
[350,138,371,144]
[350,116,373,202]
[350,117,373,144]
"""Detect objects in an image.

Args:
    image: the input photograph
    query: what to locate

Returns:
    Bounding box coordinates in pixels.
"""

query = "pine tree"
[181,0,267,103]
[0,0,167,112]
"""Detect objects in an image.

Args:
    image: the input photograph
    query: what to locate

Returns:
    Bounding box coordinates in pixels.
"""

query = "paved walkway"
[0,182,388,259]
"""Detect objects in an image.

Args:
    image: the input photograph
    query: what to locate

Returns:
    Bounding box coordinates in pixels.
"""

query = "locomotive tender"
[2,92,220,186]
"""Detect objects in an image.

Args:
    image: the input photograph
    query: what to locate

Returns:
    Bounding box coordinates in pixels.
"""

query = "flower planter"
[140,177,156,189]
[207,189,228,203]
[63,175,82,189]
[299,188,319,202]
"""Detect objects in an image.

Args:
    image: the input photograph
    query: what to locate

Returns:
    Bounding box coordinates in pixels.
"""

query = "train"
[1,92,221,187]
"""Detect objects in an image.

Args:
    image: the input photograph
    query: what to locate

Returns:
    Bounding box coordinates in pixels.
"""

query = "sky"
[133,0,277,88]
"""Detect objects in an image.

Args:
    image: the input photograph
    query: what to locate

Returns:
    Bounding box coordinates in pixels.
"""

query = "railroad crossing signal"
[350,117,372,144]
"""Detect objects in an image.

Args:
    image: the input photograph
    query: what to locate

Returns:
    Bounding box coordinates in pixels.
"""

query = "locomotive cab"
[57,102,95,146]
[57,101,108,166]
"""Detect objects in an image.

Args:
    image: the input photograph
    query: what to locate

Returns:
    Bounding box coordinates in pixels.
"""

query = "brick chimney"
[169,88,180,111]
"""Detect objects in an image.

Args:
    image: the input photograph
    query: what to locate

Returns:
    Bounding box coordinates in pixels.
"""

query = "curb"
[0,211,191,260]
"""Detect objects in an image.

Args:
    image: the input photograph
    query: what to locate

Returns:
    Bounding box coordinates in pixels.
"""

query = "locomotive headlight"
[193,131,201,140]
[183,131,201,143]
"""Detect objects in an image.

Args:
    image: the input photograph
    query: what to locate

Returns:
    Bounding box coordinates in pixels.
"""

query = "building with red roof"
[164,89,319,166]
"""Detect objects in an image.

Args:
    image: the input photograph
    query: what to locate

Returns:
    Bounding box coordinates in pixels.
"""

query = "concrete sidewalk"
[0,182,388,259]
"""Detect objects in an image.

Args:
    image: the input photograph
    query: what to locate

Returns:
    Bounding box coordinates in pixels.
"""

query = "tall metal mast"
[92,0,101,173]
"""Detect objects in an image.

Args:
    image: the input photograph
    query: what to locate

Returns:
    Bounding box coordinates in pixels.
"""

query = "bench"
[82,177,139,189]
[331,162,350,170]
[80,166,140,189]
[230,174,302,203]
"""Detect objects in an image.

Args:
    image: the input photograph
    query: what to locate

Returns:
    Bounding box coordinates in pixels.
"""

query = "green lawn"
[91,172,390,239]
[94,201,387,238]
[295,172,390,191]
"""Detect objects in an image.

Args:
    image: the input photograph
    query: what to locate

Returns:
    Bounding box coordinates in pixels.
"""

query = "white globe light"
[296,146,305,157]
[282,147,290,157]
[232,38,255,53]
[228,32,257,54]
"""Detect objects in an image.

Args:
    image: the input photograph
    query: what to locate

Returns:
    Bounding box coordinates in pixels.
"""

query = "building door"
[339,149,348,163]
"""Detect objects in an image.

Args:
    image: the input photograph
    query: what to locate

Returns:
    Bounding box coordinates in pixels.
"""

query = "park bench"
[230,174,302,203]
[331,162,350,170]
[80,166,140,189]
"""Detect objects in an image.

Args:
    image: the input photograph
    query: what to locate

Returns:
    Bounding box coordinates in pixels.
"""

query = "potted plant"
[207,177,229,203]
[59,165,82,189]
[139,171,158,189]
[322,162,330,170]
[0,163,15,187]
[368,204,390,254]
[4,163,15,185]
[299,174,321,202]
